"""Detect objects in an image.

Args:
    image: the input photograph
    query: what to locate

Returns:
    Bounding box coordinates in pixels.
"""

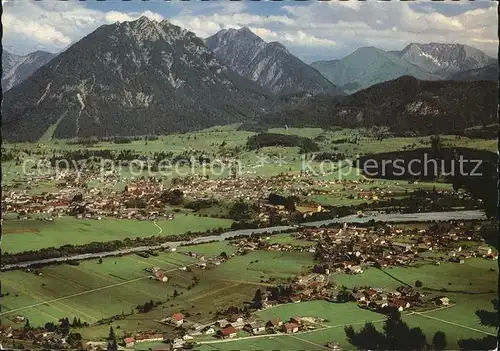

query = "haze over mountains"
[396,43,496,77]
[2,18,497,142]
[449,63,499,82]
[311,43,497,93]
[310,47,442,93]
[205,27,345,96]
[2,50,56,92]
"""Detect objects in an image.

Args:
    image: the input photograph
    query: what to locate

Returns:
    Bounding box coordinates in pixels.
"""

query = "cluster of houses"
[287,274,333,303]
[3,165,405,227]
[118,312,322,349]
[3,169,334,224]
[297,222,497,274]
[144,251,231,284]
[178,173,341,202]
[348,286,425,312]
[2,178,172,221]
[121,330,166,348]
[215,315,318,338]
[179,250,229,269]
[147,266,169,282]
[346,285,452,313]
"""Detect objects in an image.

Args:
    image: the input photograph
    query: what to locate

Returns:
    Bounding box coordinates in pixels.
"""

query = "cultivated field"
[2,125,496,349]
[187,259,497,350]
[176,241,237,257]
[3,125,495,185]
[2,215,233,254]
[0,248,316,341]
[0,252,197,326]
[262,233,317,247]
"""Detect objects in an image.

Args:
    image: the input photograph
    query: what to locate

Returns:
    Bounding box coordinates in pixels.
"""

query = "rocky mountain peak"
[2,20,279,142]
[267,41,288,53]
[206,28,344,96]
[397,42,495,77]
[236,26,258,37]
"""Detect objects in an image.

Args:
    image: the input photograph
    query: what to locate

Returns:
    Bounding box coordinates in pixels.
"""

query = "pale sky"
[2,0,498,63]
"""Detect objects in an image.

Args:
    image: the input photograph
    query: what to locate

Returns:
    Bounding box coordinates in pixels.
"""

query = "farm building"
[154,270,169,282]
[243,322,265,335]
[437,297,450,306]
[478,246,492,256]
[170,313,185,326]
[265,318,283,330]
[219,326,237,339]
[282,323,299,334]
[122,337,135,347]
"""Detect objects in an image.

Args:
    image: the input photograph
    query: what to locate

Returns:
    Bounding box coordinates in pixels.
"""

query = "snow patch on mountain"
[397,43,495,77]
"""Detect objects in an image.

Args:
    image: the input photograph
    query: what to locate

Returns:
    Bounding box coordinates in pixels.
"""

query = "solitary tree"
[430,135,443,154]
[252,289,263,309]
[432,331,447,351]
[107,327,117,351]
[23,319,31,331]
[108,326,116,342]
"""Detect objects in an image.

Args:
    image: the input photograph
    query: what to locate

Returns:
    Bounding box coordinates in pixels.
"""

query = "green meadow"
[2,215,233,253]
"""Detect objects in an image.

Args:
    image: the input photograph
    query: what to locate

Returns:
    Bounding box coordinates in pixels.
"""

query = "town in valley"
[1,1,498,350]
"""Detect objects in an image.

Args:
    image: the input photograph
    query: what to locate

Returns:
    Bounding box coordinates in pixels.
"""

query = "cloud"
[104,11,138,23]
[3,13,72,47]
[2,1,163,54]
[249,27,336,48]
[2,0,497,62]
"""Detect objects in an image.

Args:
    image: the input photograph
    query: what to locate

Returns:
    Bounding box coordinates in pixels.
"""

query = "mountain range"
[310,47,442,93]
[2,50,56,92]
[449,62,499,82]
[253,76,497,135]
[205,27,345,96]
[2,18,497,142]
[396,43,496,77]
[311,43,496,93]
[2,17,280,142]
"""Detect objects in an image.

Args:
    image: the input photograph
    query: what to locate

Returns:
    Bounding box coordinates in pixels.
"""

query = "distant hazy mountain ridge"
[310,47,441,93]
[311,43,495,93]
[206,27,345,96]
[396,43,496,77]
[449,62,499,82]
[2,50,56,92]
